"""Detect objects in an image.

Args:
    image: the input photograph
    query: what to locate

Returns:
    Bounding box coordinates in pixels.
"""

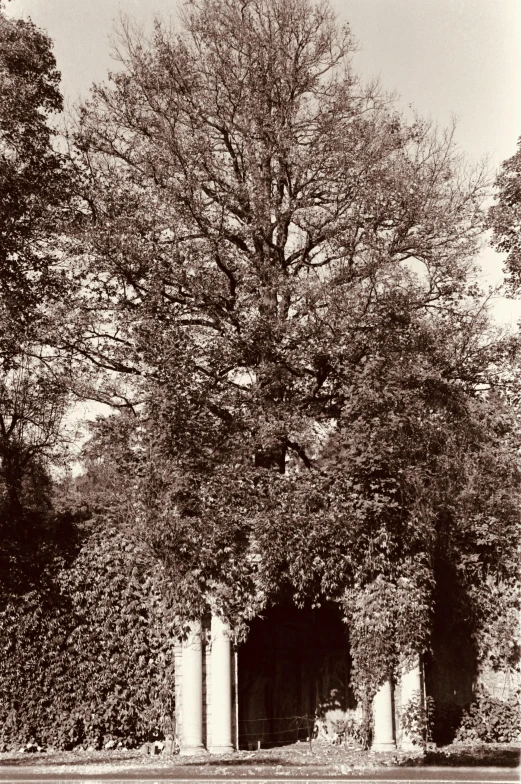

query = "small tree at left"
[0,3,78,595]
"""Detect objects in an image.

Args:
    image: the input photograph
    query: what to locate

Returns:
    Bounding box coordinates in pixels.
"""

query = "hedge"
[0,521,176,750]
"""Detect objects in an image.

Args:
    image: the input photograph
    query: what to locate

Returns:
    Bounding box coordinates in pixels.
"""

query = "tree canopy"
[0,9,74,363]
[0,5,77,601]
[0,0,517,733]
[489,136,521,293]
[64,0,520,700]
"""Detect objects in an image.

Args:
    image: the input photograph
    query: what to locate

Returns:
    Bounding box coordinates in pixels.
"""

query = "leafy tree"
[0,6,74,363]
[70,0,487,404]
[69,0,519,704]
[489,136,521,293]
[0,3,78,476]
[0,356,77,604]
[0,6,78,600]
[0,9,177,749]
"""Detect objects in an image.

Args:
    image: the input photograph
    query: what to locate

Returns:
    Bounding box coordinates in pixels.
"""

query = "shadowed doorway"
[238,603,353,749]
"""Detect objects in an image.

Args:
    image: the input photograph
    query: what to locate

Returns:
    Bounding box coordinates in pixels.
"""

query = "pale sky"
[7,0,521,323]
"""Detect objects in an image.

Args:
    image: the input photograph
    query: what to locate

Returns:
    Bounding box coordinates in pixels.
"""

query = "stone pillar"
[372,679,395,750]
[180,621,205,755]
[401,657,422,749]
[209,614,234,753]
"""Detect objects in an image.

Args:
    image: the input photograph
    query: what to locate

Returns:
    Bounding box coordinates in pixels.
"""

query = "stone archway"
[175,605,405,754]
[237,603,354,749]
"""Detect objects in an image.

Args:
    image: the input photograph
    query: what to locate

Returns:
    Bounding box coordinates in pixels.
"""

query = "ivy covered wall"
[0,523,176,751]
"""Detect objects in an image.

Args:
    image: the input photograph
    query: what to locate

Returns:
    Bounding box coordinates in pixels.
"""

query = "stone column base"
[179,744,207,756]
[372,741,396,751]
[208,744,235,754]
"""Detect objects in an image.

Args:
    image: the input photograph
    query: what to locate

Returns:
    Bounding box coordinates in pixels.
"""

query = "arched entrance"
[238,603,354,749]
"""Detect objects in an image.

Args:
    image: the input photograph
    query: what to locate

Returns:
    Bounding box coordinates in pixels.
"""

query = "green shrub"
[400,690,435,748]
[454,686,520,744]
[0,522,176,750]
[330,715,369,748]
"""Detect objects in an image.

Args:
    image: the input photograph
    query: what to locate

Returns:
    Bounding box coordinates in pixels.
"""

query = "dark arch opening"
[237,603,354,749]
[424,561,478,745]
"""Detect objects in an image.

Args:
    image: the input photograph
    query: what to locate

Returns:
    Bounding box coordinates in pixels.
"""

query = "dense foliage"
[86,331,520,699]
[0,5,76,592]
[0,3,178,751]
[489,137,521,293]
[63,0,521,708]
[0,0,519,747]
[0,522,176,751]
[454,687,521,744]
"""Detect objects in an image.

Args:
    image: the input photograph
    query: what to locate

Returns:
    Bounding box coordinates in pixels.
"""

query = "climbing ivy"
[0,522,176,750]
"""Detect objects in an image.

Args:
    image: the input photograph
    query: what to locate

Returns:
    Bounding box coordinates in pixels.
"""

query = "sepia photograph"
[0,0,520,780]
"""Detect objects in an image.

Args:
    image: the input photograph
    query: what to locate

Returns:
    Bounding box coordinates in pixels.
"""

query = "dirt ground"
[0,741,519,777]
